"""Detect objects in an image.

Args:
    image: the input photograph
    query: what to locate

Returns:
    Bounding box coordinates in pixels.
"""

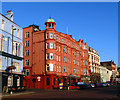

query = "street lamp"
[10,27,16,94]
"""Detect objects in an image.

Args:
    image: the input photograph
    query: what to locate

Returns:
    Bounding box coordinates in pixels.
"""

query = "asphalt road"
[2,86,120,100]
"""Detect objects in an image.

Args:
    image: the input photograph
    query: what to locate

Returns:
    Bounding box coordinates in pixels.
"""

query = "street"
[2,86,120,100]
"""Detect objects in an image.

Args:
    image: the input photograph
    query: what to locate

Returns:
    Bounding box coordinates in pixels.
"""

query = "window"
[17,29,19,38]
[50,43,53,49]
[62,38,64,43]
[46,78,50,85]
[86,61,87,65]
[8,76,13,87]
[50,53,53,60]
[64,66,66,72]
[54,78,56,85]
[25,60,29,66]
[73,51,75,55]
[46,43,49,49]
[59,56,61,61]
[56,36,58,41]
[57,66,58,72]
[83,52,84,57]
[0,59,1,69]
[84,69,85,75]
[59,46,60,52]
[50,33,53,39]
[46,53,49,60]
[25,41,29,47]
[83,45,85,49]
[26,69,29,76]
[47,64,49,71]
[64,56,65,62]
[56,45,58,51]
[73,60,75,64]
[83,60,85,65]
[46,33,49,39]
[57,55,58,61]
[86,69,87,74]
[63,47,65,52]
[2,20,4,30]
[25,32,29,38]
[59,37,60,42]
[59,66,61,72]
[54,34,55,39]
[73,68,75,73]
[26,50,29,56]
[17,77,20,86]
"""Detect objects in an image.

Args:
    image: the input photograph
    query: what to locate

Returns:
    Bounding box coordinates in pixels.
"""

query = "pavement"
[1,87,120,100]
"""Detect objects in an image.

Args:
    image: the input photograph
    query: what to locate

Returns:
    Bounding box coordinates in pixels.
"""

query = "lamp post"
[10,27,16,94]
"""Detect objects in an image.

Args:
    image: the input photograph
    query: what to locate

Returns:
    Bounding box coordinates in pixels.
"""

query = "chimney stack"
[5,10,13,21]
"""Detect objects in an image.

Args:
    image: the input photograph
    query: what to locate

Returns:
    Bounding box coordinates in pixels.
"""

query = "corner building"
[23,18,89,89]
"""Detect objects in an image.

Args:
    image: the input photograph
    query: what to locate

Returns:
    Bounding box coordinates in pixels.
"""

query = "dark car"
[85,84,92,88]
[77,82,86,89]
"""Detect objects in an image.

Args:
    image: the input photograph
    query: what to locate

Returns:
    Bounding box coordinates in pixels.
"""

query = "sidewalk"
[2,90,35,97]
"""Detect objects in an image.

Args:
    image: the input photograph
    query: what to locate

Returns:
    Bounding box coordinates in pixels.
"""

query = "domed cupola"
[45,17,56,29]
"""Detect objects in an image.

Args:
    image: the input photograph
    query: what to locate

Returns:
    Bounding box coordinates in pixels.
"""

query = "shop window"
[8,76,13,87]
[17,77,20,86]
[46,78,50,85]
[54,78,56,85]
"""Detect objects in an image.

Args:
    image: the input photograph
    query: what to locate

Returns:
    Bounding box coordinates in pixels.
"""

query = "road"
[2,86,120,100]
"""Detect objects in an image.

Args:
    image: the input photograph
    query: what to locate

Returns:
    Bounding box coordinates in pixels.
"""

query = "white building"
[0,10,24,92]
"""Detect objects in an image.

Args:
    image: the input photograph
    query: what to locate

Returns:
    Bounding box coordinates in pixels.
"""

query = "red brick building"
[23,18,90,89]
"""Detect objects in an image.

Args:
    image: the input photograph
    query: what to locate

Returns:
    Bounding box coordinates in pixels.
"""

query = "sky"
[2,2,118,66]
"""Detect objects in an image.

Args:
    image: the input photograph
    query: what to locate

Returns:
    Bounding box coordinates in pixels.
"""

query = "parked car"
[106,83,111,87]
[68,85,80,90]
[77,82,86,89]
[85,84,92,88]
[91,83,95,88]
[101,83,107,87]
[96,83,101,87]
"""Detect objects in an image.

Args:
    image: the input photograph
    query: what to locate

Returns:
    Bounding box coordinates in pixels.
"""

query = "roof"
[45,17,55,23]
